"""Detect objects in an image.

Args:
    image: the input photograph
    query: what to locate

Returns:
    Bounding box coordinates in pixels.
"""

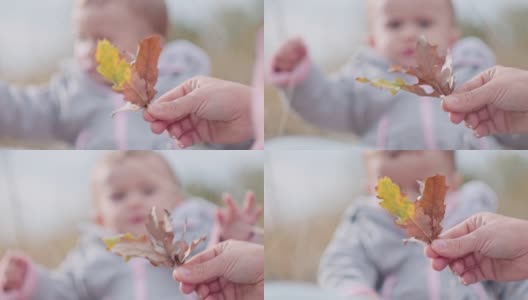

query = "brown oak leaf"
[102,207,206,267]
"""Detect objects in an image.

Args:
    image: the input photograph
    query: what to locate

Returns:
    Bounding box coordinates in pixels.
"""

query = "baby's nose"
[403,29,419,42]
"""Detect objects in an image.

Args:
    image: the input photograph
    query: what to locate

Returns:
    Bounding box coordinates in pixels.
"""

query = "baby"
[0,0,210,149]
[269,0,519,150]
[0,151,262,300]
[318,150,528,299]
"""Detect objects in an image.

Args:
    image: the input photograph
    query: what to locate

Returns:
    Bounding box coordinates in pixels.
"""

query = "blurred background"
[265,150,528,282]
[264,0,528,141]
[0,150,264,268]
[0,0,262,148]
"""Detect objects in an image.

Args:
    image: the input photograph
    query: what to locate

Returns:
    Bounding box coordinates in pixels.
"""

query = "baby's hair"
[91,151,181,206]
[77,0,169,37]
[367,0,457,28]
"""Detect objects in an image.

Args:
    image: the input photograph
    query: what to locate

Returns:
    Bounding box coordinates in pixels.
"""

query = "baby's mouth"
[129,215,147,225]
[402,48,415,57]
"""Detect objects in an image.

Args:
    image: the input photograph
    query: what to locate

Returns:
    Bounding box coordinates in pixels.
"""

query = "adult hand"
[442,66,528,137]
[144,76,254,148]
[173,240,264,300]
[425,212,528,285]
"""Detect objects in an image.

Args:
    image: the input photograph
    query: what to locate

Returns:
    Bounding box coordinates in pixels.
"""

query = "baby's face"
[95,156,183,236]
[368,0,459,67]
[366,151,460,198]
[73,3,157,84]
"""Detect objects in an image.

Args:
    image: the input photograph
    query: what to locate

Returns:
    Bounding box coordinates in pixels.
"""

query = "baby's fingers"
[223,194,239,217]
[215,209,224,225]
[243,191,255,213]
[253,207,263,221]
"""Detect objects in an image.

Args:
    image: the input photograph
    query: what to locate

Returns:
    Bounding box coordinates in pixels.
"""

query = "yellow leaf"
[376,177,415,225]
[95,36,162,115]
[102,232,136,250]
[96,39,131,91]
[356,77,407,95]
[376,175,448,244]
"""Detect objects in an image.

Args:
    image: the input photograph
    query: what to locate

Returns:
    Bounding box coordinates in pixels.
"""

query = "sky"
[0,0,261,81]
[0,151,263,245]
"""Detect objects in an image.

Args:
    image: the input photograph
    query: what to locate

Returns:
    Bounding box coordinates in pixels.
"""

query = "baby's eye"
[387,20,402,30]
[142,187,157,197]
[417,19,433,28]
[111,192,126,202]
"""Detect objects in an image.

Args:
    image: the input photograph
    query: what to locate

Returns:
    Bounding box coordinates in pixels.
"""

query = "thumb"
[442,86,493,114]
[442,71,495,113]
[147,95,197,122]
[173,256,227,284]
[431,233,480,259]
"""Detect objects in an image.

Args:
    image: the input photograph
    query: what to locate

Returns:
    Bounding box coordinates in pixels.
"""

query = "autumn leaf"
[357,36,455,98]
[96,35,162,116]
[376,175,448,244]
[356,77,431,96]
[102,207,206,267]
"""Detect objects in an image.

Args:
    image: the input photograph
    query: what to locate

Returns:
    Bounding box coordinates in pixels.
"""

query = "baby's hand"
[272,37,308,73]
[216,191,263,241]
[0,252,28,293]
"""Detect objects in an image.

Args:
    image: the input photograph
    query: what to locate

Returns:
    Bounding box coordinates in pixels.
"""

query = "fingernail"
[171,137,184,149]
[460,276,468,285]
[175,267,191,277]
[465,122,473,129]
[432,240,447,251]
[474,132,481,138]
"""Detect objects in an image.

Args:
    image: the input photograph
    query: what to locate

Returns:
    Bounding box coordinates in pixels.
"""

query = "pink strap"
[343,286,379,298]
[426,263,440,300]
[381,275,396,300]
[376,115,389,149]
[470,282,489,300]
[130,259,147,300]
[75,130,90,150]
[112,94,128,150]
[478,137,489,150]
[420,98,437,149]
